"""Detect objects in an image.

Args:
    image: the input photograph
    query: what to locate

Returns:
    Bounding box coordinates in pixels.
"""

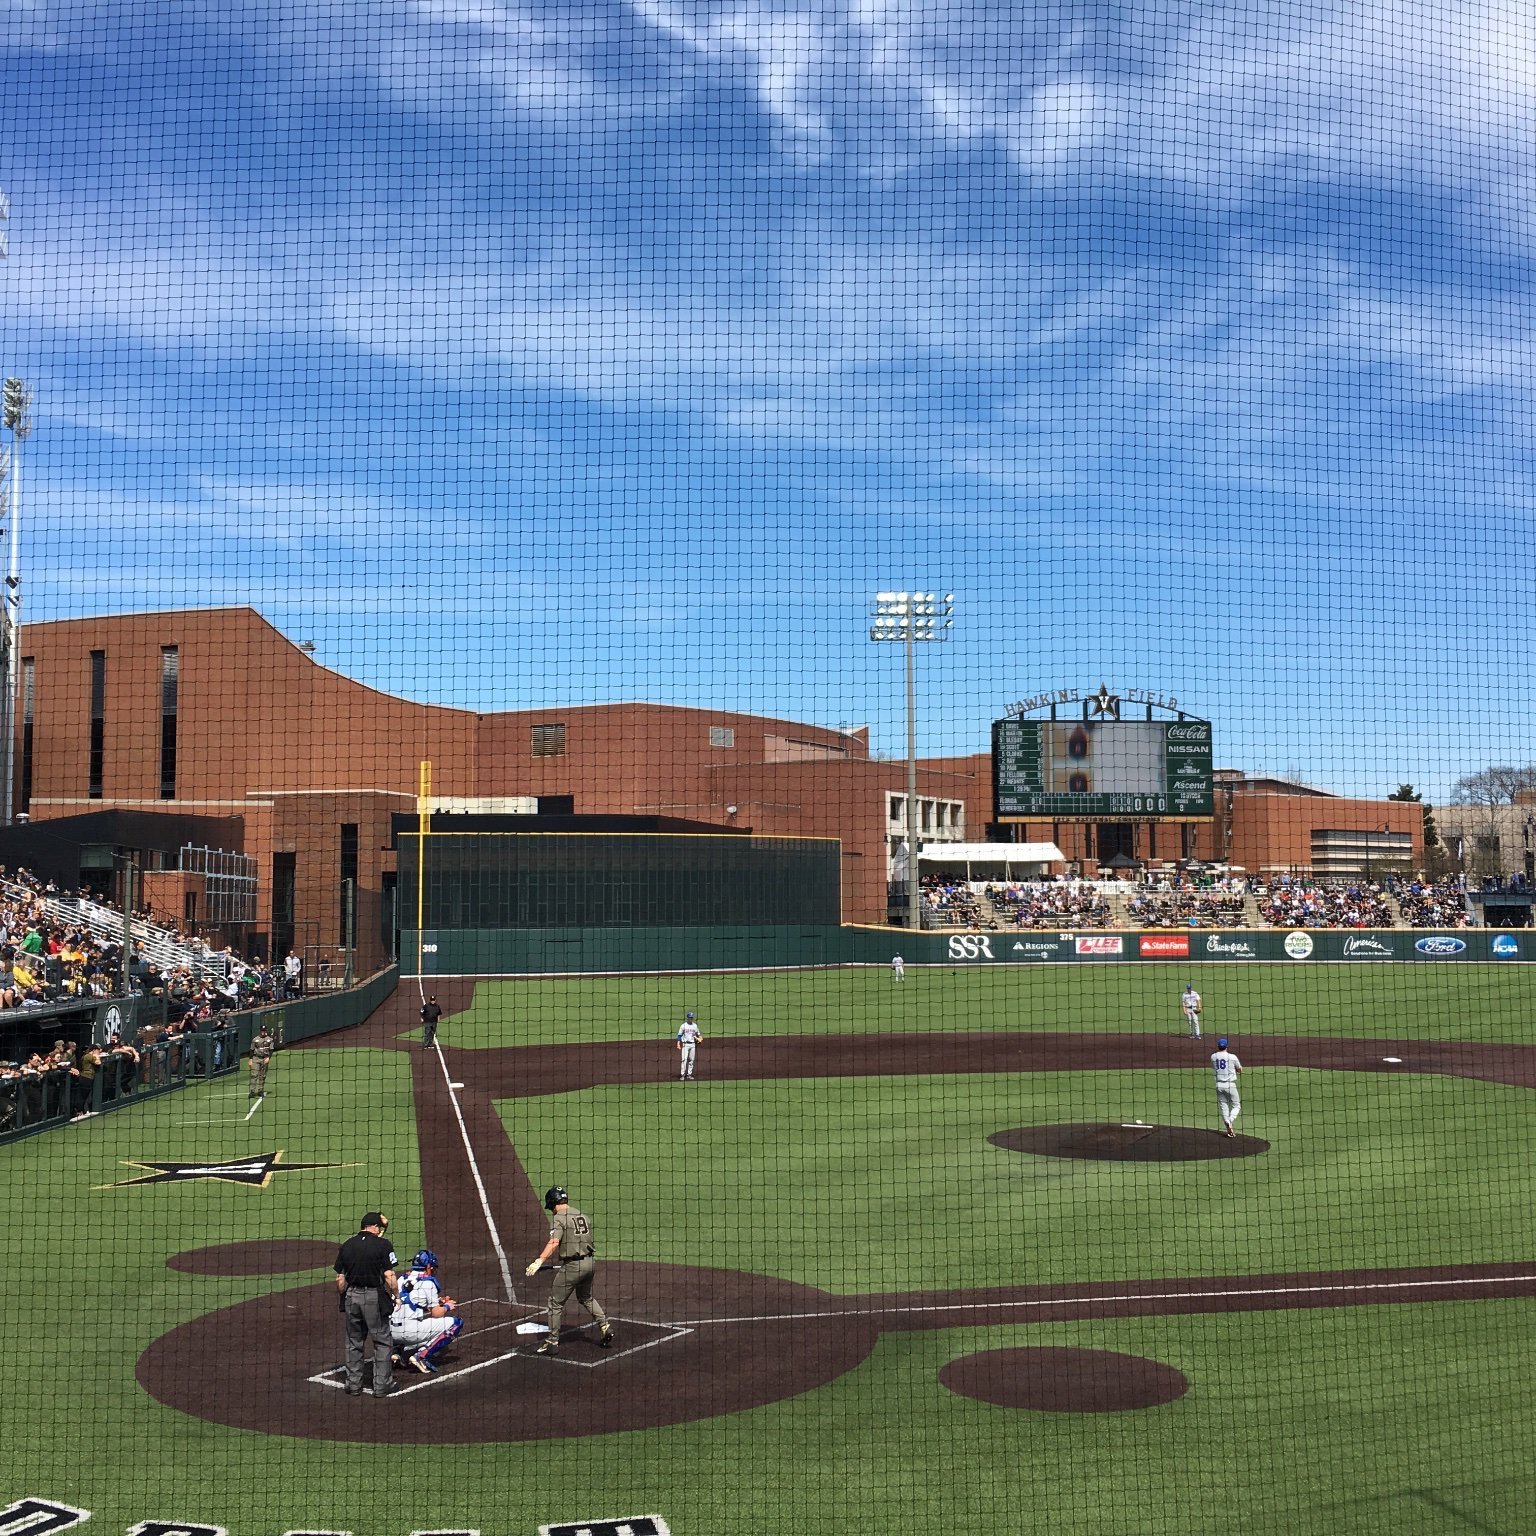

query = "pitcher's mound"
[941,1345,1188,1412]
[990,1122,1267,1161]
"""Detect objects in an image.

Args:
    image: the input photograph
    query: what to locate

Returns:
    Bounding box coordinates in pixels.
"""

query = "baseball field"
[6,960,1535,1536]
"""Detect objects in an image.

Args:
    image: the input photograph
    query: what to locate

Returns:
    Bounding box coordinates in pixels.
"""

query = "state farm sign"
[1138,935,1189,958]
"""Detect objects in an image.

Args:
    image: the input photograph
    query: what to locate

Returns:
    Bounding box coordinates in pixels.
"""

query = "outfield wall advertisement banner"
[939,930,1522,964]
[405,927,1526,974]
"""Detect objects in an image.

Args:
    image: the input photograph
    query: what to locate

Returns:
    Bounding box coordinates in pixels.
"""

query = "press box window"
[531,723,567,757]
[709,726,735,748]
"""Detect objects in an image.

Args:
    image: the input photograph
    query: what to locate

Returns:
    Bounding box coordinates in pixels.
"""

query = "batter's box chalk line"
[309,1306,684,1388]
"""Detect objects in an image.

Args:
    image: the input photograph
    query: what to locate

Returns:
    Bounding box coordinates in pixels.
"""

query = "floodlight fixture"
[869,588,956,932]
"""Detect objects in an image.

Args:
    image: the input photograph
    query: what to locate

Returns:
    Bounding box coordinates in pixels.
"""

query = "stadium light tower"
[0,375,30,828]
[870,590,954,932]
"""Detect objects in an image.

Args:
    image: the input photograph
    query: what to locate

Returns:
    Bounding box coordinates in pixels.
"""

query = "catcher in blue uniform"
[389,1250,463,1373]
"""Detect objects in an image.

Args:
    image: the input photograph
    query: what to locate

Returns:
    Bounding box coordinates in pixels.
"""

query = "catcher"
[389,1249,463,1374]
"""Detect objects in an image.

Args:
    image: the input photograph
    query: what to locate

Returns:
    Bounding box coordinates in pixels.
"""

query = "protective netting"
[3,3,1535,1533]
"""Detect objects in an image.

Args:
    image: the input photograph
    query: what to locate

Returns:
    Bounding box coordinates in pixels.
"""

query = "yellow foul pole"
[416,760,432,980]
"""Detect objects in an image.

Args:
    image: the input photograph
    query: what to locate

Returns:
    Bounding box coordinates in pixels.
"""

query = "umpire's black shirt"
[335,1231,396,1288]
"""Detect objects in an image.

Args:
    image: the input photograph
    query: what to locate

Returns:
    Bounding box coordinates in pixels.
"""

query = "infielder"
[389,1249,463,1374]
[1182,982,1202,1039]
[1210,1037,1243,1137]
[247,1025,276,1098]
[891,954,905,982]
[676,1010,702,1080]
[525,1186,612,1354]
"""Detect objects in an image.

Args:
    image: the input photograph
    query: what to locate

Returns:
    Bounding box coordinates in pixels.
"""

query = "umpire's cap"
[544,1186,568,1211]
[361,1211,389,1231]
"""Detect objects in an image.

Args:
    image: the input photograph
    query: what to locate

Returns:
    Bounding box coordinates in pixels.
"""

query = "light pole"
[0,376,30,828]
[870,590,954,932]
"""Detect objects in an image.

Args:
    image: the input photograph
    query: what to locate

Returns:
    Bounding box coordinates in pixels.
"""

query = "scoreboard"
[993,717,1213,819]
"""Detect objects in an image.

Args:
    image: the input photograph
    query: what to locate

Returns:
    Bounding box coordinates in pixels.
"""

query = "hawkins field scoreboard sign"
[993,710,1213,820]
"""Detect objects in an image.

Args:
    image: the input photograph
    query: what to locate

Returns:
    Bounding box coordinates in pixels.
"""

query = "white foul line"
[243,1097,263,1122]
[433,1040,519,1303]
[667,1272,1536,1327]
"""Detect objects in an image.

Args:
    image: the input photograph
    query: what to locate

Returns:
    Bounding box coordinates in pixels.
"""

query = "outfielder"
[891,954,905,982]
[1210,1037,1243,1137]
[525,1187,613,1354]
[389,1249,463,1374]
[1182,982,1202,1039]
[676,1010,702,1080]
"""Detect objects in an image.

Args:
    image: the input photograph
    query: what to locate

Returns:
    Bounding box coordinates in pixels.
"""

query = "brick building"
[13,608,988,962]
[10,609,1423,965]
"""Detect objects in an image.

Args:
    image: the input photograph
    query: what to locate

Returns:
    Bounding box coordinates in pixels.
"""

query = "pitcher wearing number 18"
[1210,1038,1243,1137]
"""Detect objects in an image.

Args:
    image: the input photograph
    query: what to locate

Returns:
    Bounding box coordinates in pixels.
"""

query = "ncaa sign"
[1491,934,1520,958]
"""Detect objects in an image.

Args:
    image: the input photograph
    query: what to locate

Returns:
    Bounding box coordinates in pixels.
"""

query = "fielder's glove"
[524,1260,541,1277]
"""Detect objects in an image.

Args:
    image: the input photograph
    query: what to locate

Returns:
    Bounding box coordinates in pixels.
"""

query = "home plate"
[450,1081,466,1089]
[1382,1057,1402,1064]
[516,1321,548,1335]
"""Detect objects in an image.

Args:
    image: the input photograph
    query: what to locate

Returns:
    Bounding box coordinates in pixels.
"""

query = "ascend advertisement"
[930,930,1525,963]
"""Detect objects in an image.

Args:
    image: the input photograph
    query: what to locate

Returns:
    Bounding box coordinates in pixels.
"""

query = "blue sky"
[4,0,1535,800]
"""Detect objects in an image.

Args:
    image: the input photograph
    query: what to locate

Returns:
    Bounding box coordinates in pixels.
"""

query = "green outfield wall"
[405,925,1528,974]
[238,964,399,1049]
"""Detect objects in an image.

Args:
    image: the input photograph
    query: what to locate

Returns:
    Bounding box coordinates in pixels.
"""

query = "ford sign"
[1414,936,1467,957]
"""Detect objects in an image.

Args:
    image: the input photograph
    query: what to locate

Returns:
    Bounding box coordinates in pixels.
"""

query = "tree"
[1388,783,1438,850]
[1453,765,1536,876]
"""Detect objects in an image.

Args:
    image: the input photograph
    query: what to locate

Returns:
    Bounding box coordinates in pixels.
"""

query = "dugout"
[391,815,842,932]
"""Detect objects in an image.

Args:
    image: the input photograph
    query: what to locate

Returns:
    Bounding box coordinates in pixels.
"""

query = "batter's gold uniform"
[544,1204,610,1348]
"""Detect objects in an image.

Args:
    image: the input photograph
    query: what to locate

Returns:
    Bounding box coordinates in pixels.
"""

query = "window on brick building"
[19,657,33,814]
[159,646,179,799]
[88,650,105,799]
[531,723,567,757]
[339,823,358,946]
[709,726,735,748]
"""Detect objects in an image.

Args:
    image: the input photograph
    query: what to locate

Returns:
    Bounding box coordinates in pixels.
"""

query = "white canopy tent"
[917,842,1065,879]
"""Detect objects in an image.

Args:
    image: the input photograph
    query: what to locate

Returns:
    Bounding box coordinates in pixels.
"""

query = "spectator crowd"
[1395,878,1474,928]
[0,864,310,1136]
[1254,878,1395,928]
[988,882,1114,928]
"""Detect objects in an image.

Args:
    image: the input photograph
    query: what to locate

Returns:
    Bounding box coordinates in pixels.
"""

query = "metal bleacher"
[20,886,229,981]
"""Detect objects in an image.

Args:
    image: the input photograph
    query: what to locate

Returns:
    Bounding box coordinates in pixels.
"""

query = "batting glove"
[524,1261,541,1277]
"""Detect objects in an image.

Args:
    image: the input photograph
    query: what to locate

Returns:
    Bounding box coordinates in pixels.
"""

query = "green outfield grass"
[6,963,1535,1535]
[429,961,1536,1048]
[505,1069,1529,1289]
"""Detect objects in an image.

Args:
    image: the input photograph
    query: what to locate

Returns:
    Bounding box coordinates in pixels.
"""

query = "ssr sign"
[947,935,996,961]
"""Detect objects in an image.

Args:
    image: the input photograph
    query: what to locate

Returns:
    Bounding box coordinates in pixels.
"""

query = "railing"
[0,965,399,1147]
[0,1025,239,1144]
[37,890,230,982]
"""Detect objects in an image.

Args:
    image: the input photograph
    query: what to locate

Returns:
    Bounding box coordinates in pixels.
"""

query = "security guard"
[525,1186,613,1354]
[334,1212,400,1396]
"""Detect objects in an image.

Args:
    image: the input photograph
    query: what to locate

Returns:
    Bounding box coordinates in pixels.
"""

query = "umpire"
[334,1212,400,1396]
